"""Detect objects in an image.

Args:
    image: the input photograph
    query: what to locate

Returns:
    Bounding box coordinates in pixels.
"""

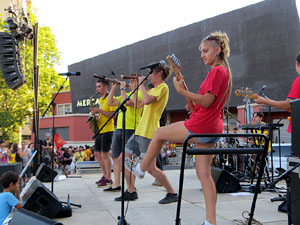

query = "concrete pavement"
[42,169,288,225]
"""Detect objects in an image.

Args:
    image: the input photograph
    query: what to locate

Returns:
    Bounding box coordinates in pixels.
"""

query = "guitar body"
[166,54,194,111]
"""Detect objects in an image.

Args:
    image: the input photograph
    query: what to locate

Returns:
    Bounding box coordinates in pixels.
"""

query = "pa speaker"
[36,163,58,182]
[289,158,300,224]
[211,167,241,193]
[0,32,26,90]
[21,179,62,219]
[8,208,62,225]
[0,162,22,192]
[291,99,300,157]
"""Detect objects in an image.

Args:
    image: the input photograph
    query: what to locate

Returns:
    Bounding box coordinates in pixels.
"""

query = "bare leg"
[101,152,111,180]
[112,157,120,187]
[95,151,106,177]
[195,145,217,225]
[140,121,190,172]
[147,159,176,194]
[121,152,136,193]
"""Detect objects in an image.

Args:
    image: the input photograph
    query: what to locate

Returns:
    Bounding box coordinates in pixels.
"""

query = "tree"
[0,8,67,143]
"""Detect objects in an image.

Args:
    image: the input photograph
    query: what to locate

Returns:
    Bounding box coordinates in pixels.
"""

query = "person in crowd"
[90,79,116,187]
[0,140,8,164]
[74,146,87,162]
[20,141,32,184]
[63,147,73,175]
[126,31,232,225]
[42,133,53,165]
[8,143,23,165]
[105,78,143,192]
[0,171,23,224]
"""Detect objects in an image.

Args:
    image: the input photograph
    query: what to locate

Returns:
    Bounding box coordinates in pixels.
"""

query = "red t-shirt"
[287,76,300,133]
[184,65,229,134]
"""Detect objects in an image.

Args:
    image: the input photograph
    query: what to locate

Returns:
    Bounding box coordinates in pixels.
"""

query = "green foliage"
[0,7,67,142]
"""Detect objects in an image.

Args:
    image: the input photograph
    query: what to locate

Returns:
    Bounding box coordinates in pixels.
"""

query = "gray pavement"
[42,169,288,225]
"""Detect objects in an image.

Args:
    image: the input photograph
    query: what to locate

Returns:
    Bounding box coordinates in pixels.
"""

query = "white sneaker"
[124,157,145,179]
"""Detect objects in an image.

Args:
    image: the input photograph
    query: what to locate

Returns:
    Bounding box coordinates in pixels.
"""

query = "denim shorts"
[111,129,135,158]
[188,130,219,144]
[125,135,151,158]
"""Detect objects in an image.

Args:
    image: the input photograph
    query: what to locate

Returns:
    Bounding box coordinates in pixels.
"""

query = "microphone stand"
[260,92,275,182]
[42,76,69,193]
[93,70,152,225]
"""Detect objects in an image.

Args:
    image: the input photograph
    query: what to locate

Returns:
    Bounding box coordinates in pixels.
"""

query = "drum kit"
[212,136,270,182]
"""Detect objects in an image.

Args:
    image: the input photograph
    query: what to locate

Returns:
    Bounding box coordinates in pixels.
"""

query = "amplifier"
[288,157,300,225]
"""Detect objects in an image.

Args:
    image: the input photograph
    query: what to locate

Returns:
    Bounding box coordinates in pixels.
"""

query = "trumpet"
[94,73,130,87]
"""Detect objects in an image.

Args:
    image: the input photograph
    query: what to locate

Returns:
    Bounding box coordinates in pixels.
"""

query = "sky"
[31,0,298,73]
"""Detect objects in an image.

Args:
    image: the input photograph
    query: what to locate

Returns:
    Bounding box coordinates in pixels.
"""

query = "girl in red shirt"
[127,31,232,225]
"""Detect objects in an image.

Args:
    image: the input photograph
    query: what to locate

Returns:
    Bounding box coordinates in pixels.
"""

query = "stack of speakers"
[0,32,26,90]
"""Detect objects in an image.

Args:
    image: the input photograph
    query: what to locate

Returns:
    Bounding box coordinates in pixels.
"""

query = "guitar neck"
[174,71,194,110]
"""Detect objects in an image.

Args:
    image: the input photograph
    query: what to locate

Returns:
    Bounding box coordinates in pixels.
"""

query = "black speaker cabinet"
[21,179,62,219]
[9,208,63,225]
[291,99,300,157]
[36,163,58,182]
[0,162,22,192]
[288,157,300,224]
[211,167,241,193]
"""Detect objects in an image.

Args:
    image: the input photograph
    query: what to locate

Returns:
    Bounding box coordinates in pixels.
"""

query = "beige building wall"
[0,0,29,21]
[0,0,11,20]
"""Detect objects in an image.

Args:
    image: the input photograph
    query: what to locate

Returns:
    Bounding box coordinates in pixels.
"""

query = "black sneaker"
[158,193,178,204]
[114,190,138,201]
[104,186,121,192]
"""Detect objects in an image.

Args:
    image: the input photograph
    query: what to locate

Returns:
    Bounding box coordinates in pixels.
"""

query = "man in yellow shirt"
[116,64,178,204]
[90,79,116,187]
[106,79,143,192]
[74,146,87,162]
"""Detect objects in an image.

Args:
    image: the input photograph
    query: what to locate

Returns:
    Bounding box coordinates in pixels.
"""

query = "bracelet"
[120,88,126,91]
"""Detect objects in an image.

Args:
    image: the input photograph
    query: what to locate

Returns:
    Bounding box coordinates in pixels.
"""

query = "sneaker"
[98,178,113,187]
[158,193,178,204]
[114,190,138,201]
[104,186,121,192]
[152,179,162,186]
[124,157,144,179]
[95,176,105,184]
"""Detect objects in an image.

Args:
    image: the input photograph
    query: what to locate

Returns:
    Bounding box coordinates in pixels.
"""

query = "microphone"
[58,72,81,76]
[119,74,139,80]
[139,60,166,71]
[258,85,267,95]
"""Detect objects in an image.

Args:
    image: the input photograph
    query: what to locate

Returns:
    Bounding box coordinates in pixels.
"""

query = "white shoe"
[124,157,145,179]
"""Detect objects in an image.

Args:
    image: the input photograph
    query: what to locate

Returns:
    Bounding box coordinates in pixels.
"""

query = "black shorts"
[95,132,113,152]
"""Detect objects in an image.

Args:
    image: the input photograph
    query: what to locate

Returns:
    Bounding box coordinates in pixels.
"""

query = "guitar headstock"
[166,54,181,75]
[234,87,257,99]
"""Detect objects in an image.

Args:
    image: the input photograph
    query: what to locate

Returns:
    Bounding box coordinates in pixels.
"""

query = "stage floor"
[44,169,288,225]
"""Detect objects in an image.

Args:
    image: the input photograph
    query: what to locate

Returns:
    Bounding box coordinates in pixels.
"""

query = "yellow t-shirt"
[252,122,271,151]
[116,91,143,130]
[136,83,169,139]
[85,148,91,161]
[97,95,117,134]
[9,153,16,163]
[75,151,87,162]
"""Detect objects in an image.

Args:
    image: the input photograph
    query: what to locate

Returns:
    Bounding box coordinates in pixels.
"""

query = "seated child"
[0,171,23,224]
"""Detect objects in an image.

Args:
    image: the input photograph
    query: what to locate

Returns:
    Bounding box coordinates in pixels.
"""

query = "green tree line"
[0,7,67,142]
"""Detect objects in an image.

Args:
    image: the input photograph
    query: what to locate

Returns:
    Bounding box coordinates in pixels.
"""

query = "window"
[57,104,72,115]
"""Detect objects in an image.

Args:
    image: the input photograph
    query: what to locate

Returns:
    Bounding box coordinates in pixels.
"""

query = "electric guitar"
[235,87,292,120]
[166,54,194,111]
[234,87,257,99]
